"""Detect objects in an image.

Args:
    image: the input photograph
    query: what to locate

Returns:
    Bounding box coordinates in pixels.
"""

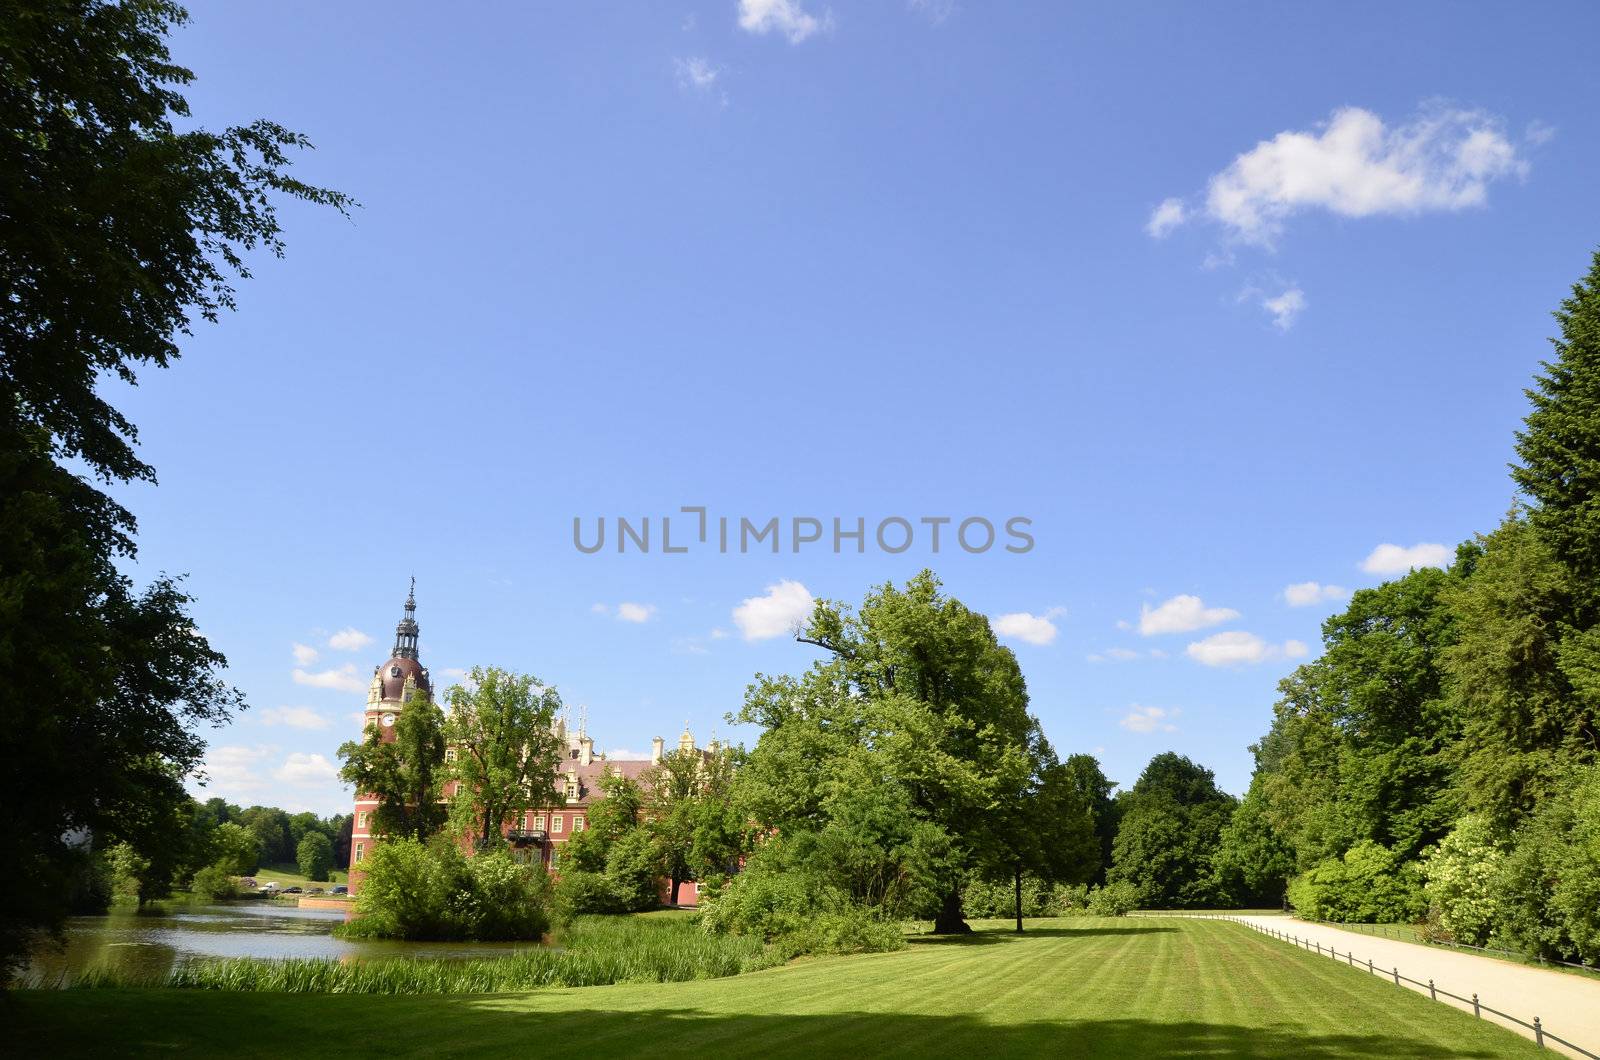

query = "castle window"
[534,815,547,831]
[444,748,457,763]
[358,811,369,831]
[565,778,579,801]
[548,847,560,871]
[574,816,586,832]
[354,842,365,864]
[553,815,563,833]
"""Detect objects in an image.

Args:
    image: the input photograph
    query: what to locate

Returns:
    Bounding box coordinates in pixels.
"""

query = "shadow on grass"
[8,995,1528,1059]
[909,924,1178,946]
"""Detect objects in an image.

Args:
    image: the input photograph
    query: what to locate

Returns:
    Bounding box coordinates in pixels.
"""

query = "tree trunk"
[671,874,681,906]
[1014,868,1024,933]
[932,884,972,935]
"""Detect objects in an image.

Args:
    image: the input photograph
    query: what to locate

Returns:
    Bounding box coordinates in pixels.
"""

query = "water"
[26,901,549,984]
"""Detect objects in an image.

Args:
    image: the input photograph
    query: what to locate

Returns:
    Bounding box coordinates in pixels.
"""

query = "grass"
[249,862,347,891]
[11,917,1543,1058]
[58,914,776,993]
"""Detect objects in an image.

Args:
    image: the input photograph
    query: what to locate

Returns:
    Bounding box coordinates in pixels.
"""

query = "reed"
[64,914,781,994]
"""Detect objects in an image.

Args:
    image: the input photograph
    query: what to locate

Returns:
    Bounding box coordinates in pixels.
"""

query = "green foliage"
[1213,782,1295,907]
[212,822,260,876]
[730,571,1053,934]
[1107,753,1236,908]
[1084,881,1140,917]
[190,862,237,901]
[0,0,348,982]
[963,875,1052,918]
[337,690,448,843]
[553,870,628,917]
[1287,841,1425,923]
[71,914,777,993]
[345,839,552,942]
[698,852,905,958]
[444,666,565,850]
[1514,250,1600,594]
[1492,766,1600,962]
[1420,815,1506,946]
[295,831,333,883]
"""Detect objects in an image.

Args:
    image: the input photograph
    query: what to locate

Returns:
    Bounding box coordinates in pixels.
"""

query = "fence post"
[1347,951,1353,966]
[1534,1017,1544,1048]
[1393,967,1400,985]
[1472,993,1480,1018]
[1428,979,1436,1001]
[1368,958,1374,974]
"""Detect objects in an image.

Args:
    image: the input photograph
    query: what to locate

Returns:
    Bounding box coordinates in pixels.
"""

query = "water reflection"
[27,902,549,984]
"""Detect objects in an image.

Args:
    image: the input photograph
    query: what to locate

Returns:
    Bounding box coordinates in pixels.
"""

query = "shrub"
[213,822,260,876]
[554,870,625,918]
[296,831,333,882]
[1493,767,1600,962]
[1086,881,1139,916]
[190,862,237,901]
[699,855,904,957]
[346,838,470,940]
[1421,815,1505,945]
[963,875,1051,918]
[460,849,551,941]
[1287,841,1425,923]
[604,828,663,913]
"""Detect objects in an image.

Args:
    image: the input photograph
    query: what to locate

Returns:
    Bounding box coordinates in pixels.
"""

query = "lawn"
[11,917,1541,1058]
[248,862,348,891]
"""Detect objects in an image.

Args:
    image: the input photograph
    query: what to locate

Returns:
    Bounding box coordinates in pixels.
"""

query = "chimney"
[651,736,664,764]
[580,735,593,766]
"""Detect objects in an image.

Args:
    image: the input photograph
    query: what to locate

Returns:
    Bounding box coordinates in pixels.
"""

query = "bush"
[963,875,1051,918]
[343,838,552,941]
[1086,881,1139,916]
[604,828,663,913]
[213,822,260,876]
[554,870,625,918]
[1287,841,1425,923]
[296,832,333,883]
[1421,816,1505,945]
[460,849,551,941]
[190,862,237,901]
[1493,767,1600,962]
[699,855,904,957]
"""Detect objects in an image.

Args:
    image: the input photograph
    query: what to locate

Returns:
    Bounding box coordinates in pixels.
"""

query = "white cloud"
[675,56,720,91]
[327,627,374,652]
[1120,705,1179,734]
[1145,197,1188,238]
[738,0,830,42]
[908,0,956,24]
[1261,286,1307,330]
[200,744,274,793]
[993,607,1065,646]
[291,642,319,666]
[1139,594,1240,636]
[292,664,366,694]
[1283,581,1348,607]
[274,752,338,784]
[617,602,657,623]
[258,705,330,731]
[1185,631,1307,667]
[1524,120,1556,147]
[1087,647,1140,663]
[733,580,814,640]
[1361,542,1453,574]
[1198,105,1527,246]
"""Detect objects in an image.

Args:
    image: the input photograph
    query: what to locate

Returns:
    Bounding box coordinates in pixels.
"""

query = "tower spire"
[392,579,420,660]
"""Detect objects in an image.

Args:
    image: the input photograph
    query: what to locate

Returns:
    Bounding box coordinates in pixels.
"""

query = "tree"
[1059,754,1119,885]
[733,571,1040,934]
[444,666,564,850]
[1514,250,1600,601]
[1108,753,1236,908]
[296,831,333,882]
[212,822,260,876]
[0,0,348,982]
[338,689,448,842]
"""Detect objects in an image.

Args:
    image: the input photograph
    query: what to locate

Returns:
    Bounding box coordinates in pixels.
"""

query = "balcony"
[507,829,547,847]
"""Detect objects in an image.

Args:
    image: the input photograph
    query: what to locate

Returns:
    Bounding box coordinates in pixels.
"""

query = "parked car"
[282,886,302,894]
[260,881,279,892]
[308,887,324,895]
[331,885,348,895]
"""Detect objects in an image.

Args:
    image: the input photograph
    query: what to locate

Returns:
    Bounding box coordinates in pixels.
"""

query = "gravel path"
[1232,915,1600,1058]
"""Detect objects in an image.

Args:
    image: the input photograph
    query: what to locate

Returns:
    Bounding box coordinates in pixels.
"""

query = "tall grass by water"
[61,914,781,994]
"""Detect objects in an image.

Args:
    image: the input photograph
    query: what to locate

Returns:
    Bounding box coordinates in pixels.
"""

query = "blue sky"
[115,1,1600,814]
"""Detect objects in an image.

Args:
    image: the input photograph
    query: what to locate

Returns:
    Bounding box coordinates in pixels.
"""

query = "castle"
[348,585,711,903]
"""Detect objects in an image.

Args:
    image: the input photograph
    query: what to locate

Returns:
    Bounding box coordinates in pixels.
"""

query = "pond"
[26,902,549,985]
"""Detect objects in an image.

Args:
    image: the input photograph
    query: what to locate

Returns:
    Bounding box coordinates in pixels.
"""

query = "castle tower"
[348,581,433,893]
